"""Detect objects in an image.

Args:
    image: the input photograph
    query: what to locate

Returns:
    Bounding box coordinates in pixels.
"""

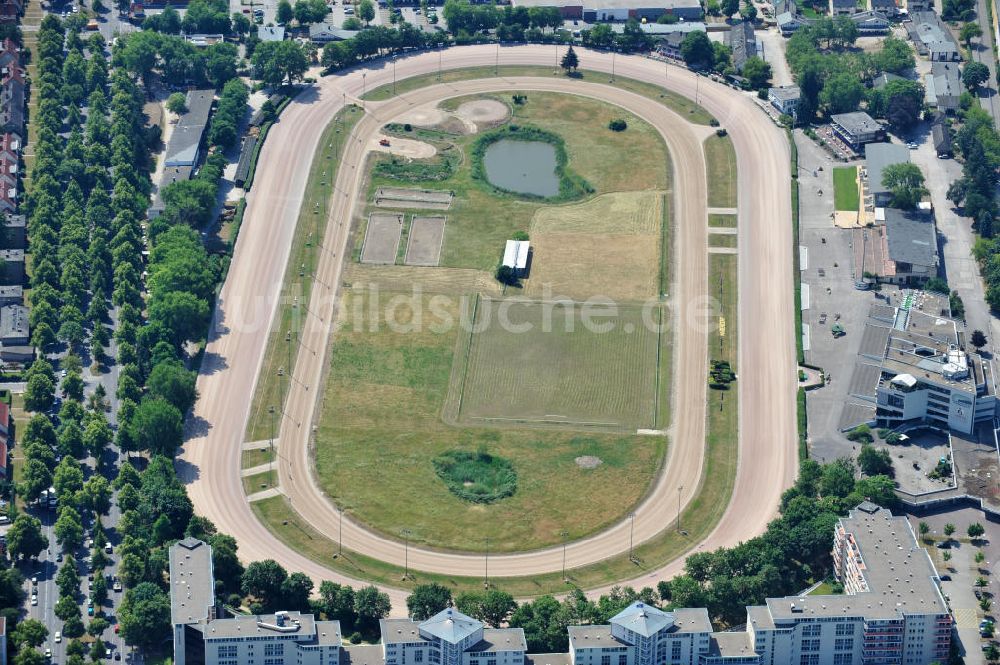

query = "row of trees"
[786,23,916,124]
[114,30,239,91]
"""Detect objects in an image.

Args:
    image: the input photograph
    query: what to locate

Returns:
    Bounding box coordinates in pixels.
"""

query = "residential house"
[0,301,30,361]
[908,11,961,61]
[777,9,807,34]
[0,0,21,23]
[851,9,890,32]
[656,32,688,59]
[768,85,801,119]
[873,71,905,88]
[831,111,885,148]
[864,142,910,207]
[830,0,856,15]
[925,61,961,113]
[3,213,22,249]
[0,285,21,306]
[309,23,360,43]
[726,21,759,72]
[932,121,953,157]
[0,615,6,665]
[258,25,285,41]
[0,249,22,285]
[870,0,896,14]
[0,41,24,135]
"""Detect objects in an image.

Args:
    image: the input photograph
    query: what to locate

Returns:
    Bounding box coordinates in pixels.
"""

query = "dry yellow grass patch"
[525,192,663,301]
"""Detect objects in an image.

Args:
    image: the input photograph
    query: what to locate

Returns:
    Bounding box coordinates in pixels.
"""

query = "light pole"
[611,51,616,83]
[561,530,569,582]
[286,330,293,400]
[677,486,684,533]
[362,72,367,109]
[628,512,636,562]
[268,405,276,487]
[484,537,490,588]
[438,48,442,81]
[392,57,397,96]
[495,42,499,76]
[555,44,559,73]
[402,529,411,579]
[337,508,344,557]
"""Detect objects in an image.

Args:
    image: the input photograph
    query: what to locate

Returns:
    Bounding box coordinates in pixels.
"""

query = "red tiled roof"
[0,437,7,477]
[0,401,11,430]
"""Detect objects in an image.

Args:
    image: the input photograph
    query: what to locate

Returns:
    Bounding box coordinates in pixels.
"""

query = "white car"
[55,631,61,643]
[44,648,51,658]
[30,594,37,606]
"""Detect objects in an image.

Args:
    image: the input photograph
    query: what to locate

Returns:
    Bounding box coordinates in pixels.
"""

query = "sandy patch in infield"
[370,134,437,159]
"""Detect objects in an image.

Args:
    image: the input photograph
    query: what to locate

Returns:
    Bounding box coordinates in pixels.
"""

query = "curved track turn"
[178,46,797,612]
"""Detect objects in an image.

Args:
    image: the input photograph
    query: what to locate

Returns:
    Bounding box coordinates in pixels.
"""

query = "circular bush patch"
[433,449,517,504]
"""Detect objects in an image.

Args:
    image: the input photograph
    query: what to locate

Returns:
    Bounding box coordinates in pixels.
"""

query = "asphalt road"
[179,45,798,611]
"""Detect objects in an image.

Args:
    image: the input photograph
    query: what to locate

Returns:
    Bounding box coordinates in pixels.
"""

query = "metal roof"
[610,602,675,638]
[864,142,909,199]
[164,89,214,168]
[883,207,937,268]
[419,608,482,645]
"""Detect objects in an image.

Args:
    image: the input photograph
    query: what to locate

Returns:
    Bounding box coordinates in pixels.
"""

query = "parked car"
[55,631,61,643]
[939,574,951,581]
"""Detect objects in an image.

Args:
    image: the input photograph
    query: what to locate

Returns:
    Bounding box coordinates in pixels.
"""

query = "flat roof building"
[258,25,285,41]
[868,290,997,433]
[746,504,951,665]
[831,112,884,149]
[882,206,938,285]
[0,249,21,286]
[169,538,343,665]
[864,142,910,206]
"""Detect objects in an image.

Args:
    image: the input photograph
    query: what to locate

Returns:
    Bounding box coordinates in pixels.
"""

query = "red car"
[114,624,120,634]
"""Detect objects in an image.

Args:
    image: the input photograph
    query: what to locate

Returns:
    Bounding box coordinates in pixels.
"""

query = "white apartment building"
[745,503,951,665]
[170,506,952,665]
[380,609,527,665]
[169,538,342,665]
[569,604,714,665]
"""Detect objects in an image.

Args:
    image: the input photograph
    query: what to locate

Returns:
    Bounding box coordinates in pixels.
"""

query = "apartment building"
[171,510,952,665]
[170,538,342,665]
[380,608,526,665]
[746,503,951,665]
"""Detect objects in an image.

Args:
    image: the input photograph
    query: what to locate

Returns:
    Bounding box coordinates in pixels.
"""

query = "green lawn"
[709,234,737,248]
[833,166,859,212]
[241,446,275,470]
[704,135,737,209]
[709,213,737,228]
[245,106,363,442]
[316,291,665,552]
[362,66,716,126]
[242,471,277,496]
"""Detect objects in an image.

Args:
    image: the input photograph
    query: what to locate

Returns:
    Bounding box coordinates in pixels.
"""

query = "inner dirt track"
[178,45,798,612]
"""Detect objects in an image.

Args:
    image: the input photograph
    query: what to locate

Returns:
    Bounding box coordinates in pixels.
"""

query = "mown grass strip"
[832,166,859,212]
[704,134,737,209]
[244,105,363,442]
[361,65,716,126]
